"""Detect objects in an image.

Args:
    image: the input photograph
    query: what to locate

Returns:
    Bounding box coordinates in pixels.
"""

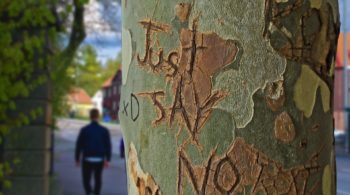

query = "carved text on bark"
[122,93,140,122]
[175,3,191,22]
[137,18,238,144]
[138,91,166,125]
[264,0,339,79]
[177,138,323,195]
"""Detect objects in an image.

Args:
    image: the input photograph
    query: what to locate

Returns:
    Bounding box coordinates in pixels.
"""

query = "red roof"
[67,88,92,104]
[336,32,350,67]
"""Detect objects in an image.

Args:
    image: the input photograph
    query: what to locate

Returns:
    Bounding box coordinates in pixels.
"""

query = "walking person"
[75,108,112,195]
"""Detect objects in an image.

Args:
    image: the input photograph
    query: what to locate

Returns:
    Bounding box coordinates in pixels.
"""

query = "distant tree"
[67,45,103,96]
[67,44,122,96]
[101,54,121,82]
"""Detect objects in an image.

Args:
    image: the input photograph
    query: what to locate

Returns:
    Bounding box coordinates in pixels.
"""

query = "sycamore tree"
[120,0,340,194]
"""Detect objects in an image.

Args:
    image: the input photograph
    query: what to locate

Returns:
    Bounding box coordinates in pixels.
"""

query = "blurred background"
[56,0,350,194]
[1,0,350,194]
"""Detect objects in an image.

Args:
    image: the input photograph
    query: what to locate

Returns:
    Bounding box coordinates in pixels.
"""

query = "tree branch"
[59,0,86,69]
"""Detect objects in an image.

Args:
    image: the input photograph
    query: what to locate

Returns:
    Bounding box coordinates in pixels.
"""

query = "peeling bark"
[121,0,339,194]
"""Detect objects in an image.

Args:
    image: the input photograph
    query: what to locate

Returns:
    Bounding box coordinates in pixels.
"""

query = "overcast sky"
[82,0,122,64]
[83,33,121,64]
[339,0,350,32]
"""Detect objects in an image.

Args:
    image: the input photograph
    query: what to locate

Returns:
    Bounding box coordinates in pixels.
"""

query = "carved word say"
[137,18,238,144]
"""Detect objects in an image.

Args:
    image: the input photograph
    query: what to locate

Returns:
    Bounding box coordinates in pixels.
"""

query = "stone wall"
[4,73,53,195]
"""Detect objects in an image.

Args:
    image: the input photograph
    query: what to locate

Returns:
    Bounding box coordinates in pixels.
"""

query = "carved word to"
[264,0,339,79]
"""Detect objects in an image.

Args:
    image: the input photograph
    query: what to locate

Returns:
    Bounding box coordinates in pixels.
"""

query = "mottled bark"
[120,0,340,194]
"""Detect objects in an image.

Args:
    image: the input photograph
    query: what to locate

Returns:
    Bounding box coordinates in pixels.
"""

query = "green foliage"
[0,0,57,134]
[67,45,121,96]
[69,45,104,96]
[102,52,122,81]
[51,56,76,117]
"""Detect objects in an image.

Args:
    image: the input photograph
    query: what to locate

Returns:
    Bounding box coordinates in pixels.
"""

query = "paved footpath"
[54,119,350,195]
[336,146,350,195]
[337,156,350,195]
[54,119,128,195]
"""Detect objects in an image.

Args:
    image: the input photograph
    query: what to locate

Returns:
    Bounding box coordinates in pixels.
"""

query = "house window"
[113,86,117,95]
[113,101,116,110]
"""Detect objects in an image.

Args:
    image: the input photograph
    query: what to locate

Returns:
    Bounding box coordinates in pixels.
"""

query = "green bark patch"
[195,0,287,128]
[322,164,331,195]
[121,0,338,194]
[294,65,330,118]
[238,61,333,169]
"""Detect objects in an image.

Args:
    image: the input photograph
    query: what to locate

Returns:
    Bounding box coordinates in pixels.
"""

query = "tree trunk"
[120,0,340,194]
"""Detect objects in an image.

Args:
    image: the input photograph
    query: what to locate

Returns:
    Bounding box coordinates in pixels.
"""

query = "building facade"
[67,88,93,118]
[334,32,350,132]
[102,70,122,121]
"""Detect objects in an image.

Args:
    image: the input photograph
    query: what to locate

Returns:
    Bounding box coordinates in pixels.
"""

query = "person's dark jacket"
[75,121,112,162]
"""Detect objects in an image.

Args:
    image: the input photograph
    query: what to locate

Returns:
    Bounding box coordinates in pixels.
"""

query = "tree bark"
[120,0,340,194]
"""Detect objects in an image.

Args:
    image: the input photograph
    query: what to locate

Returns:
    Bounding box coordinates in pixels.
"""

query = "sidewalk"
[54,134,128,195]
[336,144,350,156]
[54,119,350,194]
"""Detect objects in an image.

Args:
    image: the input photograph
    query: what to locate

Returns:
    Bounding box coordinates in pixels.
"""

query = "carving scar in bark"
[178,138,323,195]
[128,143,162,195]
[138,91,166,125]
[264,0,339,80]
[137,18,238,144]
